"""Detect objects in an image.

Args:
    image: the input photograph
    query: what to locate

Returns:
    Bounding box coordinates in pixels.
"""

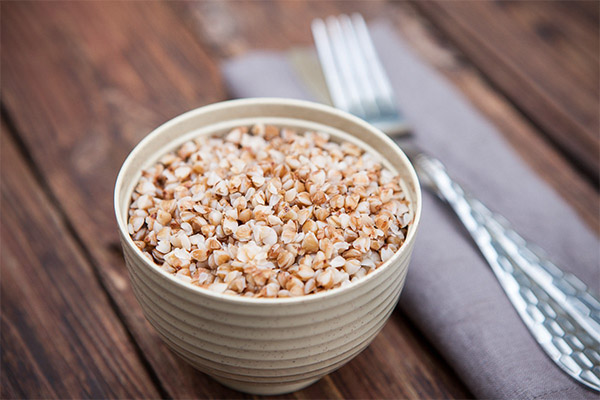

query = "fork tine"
[325,16,366,118]
[311,18,350,113]
[338,14,380,118]
[351,13,397,114]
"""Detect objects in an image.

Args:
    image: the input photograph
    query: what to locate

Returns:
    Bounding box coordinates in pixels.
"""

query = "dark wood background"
[2,1,598,399]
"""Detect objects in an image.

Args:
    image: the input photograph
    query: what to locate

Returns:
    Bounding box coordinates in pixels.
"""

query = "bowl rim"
[114,97,422,305]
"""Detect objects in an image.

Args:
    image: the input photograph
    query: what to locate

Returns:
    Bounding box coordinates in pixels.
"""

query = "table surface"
[2,1,598,399]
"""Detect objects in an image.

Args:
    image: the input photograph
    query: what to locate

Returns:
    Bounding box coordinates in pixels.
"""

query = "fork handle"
[370,118,411,137]
[413,152,600,392]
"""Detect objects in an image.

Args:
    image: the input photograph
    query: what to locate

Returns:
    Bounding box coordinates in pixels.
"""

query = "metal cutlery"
[312,13,600,391]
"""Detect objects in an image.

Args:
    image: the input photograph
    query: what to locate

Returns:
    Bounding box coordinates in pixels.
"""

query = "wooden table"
[2,1,597,398]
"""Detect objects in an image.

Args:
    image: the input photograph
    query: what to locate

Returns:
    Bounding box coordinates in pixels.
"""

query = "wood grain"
[414,0,600,182]
[1,2,237,398]
[385,2,599,233]
[1,1,470,398]
[0,125,161,399]
[171,0,389,58]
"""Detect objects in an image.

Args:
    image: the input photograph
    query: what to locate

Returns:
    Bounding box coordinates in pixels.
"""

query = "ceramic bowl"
[114,98,422,395]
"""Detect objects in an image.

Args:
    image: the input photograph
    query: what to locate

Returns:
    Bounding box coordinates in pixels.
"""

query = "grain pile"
[128,124,412,297]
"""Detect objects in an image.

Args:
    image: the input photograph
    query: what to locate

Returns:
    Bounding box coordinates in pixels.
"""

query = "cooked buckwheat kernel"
[128,124,412,297]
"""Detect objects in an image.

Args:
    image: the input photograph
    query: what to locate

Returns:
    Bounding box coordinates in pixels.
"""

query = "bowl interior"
[114,98,421,302]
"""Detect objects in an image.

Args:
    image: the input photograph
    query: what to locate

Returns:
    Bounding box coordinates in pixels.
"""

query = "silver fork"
[312,13,600,392]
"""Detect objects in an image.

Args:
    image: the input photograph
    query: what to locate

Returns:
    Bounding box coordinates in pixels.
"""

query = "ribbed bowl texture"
[114,98,422,395]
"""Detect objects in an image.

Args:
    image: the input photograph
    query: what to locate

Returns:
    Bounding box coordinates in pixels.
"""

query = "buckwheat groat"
[128,124,412,298]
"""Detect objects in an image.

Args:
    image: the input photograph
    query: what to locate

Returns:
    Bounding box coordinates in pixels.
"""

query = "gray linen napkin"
[221,23,599,399]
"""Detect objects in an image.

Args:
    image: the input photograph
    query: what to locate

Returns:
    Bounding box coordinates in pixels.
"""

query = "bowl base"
[212,375,322,395]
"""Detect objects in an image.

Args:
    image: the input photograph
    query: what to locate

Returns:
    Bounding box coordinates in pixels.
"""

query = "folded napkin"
[221,22,599,399]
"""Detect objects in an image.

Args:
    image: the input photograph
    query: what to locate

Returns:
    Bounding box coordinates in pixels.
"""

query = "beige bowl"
[114,98,422,395]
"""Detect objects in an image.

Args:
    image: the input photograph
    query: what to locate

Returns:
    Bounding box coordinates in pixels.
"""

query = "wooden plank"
[2,1,471,398]
[413,0,600,182]
[170,0,392,58]
[0,125,161,398]
[386,2,599,233]
[0,2,239,399]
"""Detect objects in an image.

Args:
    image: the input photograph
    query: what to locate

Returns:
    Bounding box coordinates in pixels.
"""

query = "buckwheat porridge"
[128,124,412,298]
